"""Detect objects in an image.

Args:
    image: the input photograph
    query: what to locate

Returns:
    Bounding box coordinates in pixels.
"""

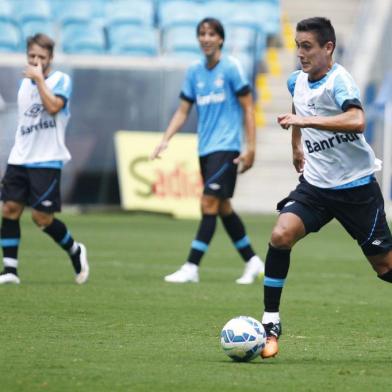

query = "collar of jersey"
[204,57,221,71]
[307,63,338,89]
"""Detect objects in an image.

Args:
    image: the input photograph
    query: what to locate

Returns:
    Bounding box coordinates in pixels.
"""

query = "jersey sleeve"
[228,57,251,95]
[52,73,72,107]
[287,70,300,97]
[180,67,196,103]
[332,73,362,111]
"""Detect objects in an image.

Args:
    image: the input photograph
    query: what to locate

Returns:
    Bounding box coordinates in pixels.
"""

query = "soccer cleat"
[75,243,89,284]
[0,271,20,285]
[236,255,264,284]
[261,322,281,359]
[164,262,199,283]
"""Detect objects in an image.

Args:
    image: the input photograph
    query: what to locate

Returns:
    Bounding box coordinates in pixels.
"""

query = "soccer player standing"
[260,17,392,358]
[151,18,264,284]
[0,34,89,285]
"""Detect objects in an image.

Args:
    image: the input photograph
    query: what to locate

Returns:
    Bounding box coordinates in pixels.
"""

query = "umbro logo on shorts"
[208,183,221,190]
[24,103,44,117]
[372,239,382,246]
[41,200,53,207]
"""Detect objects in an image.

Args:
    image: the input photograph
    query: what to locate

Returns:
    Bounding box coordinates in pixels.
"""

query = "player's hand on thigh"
[234,150,255,173]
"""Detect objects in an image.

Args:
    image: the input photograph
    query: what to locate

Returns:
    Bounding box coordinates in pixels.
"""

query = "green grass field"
[0,212,391,392]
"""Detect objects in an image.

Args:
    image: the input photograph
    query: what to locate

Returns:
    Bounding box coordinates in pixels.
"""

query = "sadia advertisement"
[114,131,202,219]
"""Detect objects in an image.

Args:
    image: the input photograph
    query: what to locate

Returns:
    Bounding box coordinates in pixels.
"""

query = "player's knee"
[31,210,53,229]
[218,199,232,216]
[270,226,296,249]
[2,201,23,219]
[201,196,220,214]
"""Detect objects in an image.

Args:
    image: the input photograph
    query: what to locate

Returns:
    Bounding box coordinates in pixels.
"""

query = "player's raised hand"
[233,149,255,173]
[24,58,44,82]
[150,140,169,160]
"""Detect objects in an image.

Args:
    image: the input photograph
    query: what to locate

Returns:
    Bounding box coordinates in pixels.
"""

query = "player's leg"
[165,151,231,283]
[334,180,392,283]
[261,211,306,358]
[29,168,89,284]
[261,188,332,358]
[0,165,28,284]
[0,201,24,284]
[164,195,219,283]
[219,199,264,284]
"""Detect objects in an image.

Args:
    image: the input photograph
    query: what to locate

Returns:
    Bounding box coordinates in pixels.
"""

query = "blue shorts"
[278,176,392,256]
[199,151,239,199]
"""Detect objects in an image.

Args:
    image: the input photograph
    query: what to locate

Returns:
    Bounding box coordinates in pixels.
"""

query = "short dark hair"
[196,17,225,48]
[296,17,336,52]
[26,33,55,57]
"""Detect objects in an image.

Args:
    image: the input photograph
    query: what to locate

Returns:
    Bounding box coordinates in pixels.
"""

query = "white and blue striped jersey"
[181,55,250,157]
[288,63,379,189]
[8,70,72,168]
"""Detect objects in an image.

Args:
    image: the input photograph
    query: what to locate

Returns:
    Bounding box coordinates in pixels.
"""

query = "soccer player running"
[260,17,392,359]
[0,34,89,285]
[151,18,264,284]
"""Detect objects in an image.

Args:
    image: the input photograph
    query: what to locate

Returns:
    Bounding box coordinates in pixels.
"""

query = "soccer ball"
[220,316,267,362]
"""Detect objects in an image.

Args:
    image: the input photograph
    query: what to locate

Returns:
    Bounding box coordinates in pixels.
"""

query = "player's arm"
[235,92,256,173]
[150,99,193,160]
[277,107,365,134]
[290,105,305,173]
[23,60,65,115]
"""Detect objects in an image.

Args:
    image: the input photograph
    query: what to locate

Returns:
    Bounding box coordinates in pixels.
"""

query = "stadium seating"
[0,0,15,24]
[21,20,56,42]
[106,0,154,28]
[0,20,21,52]
[15,0,51,24]
[158,0,202,29]
[201,1,237,25]
[108,24,158,56]
[162,25,201,59]
[61,23,106,54]
[53,1,93,27]
[0,0,280,77]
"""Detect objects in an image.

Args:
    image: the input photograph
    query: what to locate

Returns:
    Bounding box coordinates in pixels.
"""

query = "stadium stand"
[158,0,202,29]
[162,25,201,58]
[0,21,21,52]
[108,24,158,56]
[61,23,106,54]
[0,0,282,85]
[20,20,56,42]
[15,0,51,24]
[0,0,16,24]
[106,0,155,28]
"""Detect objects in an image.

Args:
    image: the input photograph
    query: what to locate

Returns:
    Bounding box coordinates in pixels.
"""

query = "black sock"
[221,212,255,261]
[187,214,217,266]
[264,244,291,312]
[43,219,81,273]
[1,218,20,274]
[378,269,392,283]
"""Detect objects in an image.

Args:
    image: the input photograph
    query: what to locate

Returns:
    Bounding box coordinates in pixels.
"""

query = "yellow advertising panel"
[114,131,202,219]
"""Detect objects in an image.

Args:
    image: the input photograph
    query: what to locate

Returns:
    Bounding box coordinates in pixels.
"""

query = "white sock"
[69,242,79,255]
[262,312,280,325]
[4,257,18,269]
